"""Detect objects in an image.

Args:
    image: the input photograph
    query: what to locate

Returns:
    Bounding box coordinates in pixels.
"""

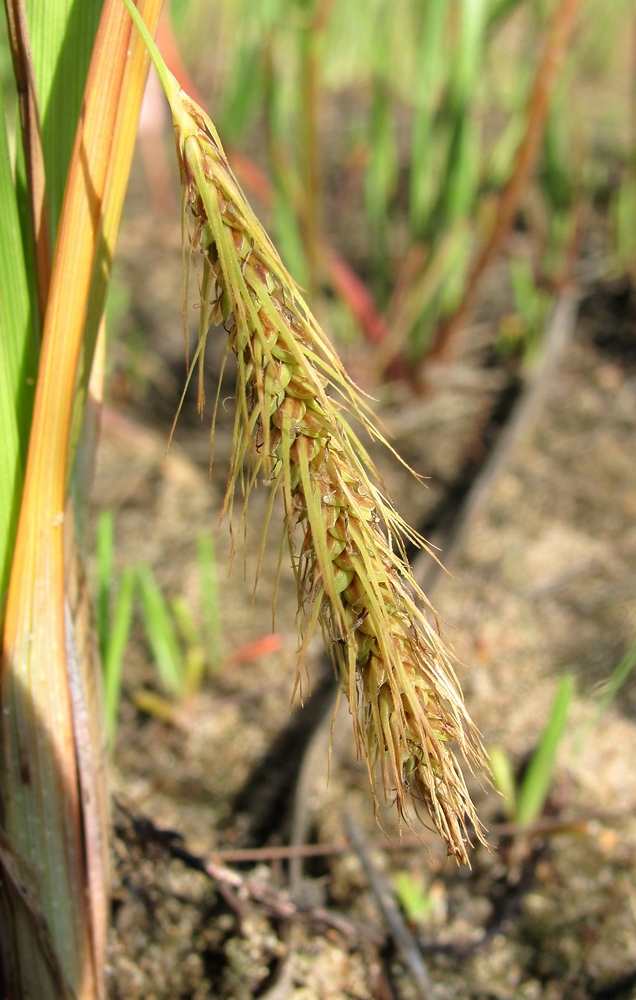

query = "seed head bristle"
[168,88,488,863]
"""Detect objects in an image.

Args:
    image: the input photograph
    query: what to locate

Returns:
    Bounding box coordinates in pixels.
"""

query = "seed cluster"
[170,93,487,861]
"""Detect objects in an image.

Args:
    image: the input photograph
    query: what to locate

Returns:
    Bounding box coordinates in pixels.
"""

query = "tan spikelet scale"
[168,91,488,862]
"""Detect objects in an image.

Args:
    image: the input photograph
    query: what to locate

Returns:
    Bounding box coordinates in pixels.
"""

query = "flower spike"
[122,0,488,862]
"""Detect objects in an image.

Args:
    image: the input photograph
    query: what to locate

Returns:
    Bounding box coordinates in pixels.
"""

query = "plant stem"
[430,0,583,365]
[121,0,177,101]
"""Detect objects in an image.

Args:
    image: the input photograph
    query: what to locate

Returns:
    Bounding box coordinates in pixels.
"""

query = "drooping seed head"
[167,87,488,863]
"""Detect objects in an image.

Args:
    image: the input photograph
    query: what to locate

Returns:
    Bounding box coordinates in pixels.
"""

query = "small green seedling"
[573,633,636,757]
[137,534,224,699]
[170,595,206,695]
[137,564,185,696]
[96,510,136,743]
[491,672,574,826]
[497,258,551,361]
[489,744,518,822]
[594,635,636,722]
[96,509,115,664]
[197,531,223,673]
[103,568,136,744]
[394,870,435,926]
[97,512,226,733]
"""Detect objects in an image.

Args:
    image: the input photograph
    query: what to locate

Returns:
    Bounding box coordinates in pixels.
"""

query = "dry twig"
[344,811,439,1000]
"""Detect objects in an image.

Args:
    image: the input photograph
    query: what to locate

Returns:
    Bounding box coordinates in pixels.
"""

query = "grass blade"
[433,0,584,363]
[219,41,265,144]
[595,635,636,722]
[266,49,309,287]
[429,0,485,247]
[573,634,636,759]
[96,509,114,663]
[104,567,136,745]
[516,673,574,826]
[409,0,450,237]
[0,84,38,613]
[138,565,184,695]
[366,76,397,297]
[489,745,517,821]
[171,594,206,694]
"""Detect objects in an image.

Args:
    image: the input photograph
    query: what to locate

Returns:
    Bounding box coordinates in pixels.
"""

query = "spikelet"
[167,90,488,862]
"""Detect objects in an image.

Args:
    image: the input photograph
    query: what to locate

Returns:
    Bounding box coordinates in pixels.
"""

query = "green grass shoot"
[170,595,206,695]
[515,673,574,826]
[594,634,636,725]
[572,633,636,759]
[394,870,434,925]
[137,565,185,696]
[96,509,115,663]
[490,673,574,826]
[489,744,517,821]
[103,567,136,744]
[197,531,223,673]
[496,258,551,360]
[97,517,223,718]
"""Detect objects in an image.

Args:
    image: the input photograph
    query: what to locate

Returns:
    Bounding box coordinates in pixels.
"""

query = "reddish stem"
[429,0,583,365]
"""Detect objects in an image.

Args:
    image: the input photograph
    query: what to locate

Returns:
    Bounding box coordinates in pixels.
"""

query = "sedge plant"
[124,0,489,863]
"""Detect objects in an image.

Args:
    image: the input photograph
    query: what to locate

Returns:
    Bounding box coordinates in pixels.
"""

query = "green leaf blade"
[104,566,136,744]
[516,673,575,826]
[138,565,185,695]
[25,0,103,241]
[96,509,114,663]
[0,86,38,611]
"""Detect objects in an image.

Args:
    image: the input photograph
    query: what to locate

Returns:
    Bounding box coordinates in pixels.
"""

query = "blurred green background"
[3,0,631,374]
[158,0,634,372]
